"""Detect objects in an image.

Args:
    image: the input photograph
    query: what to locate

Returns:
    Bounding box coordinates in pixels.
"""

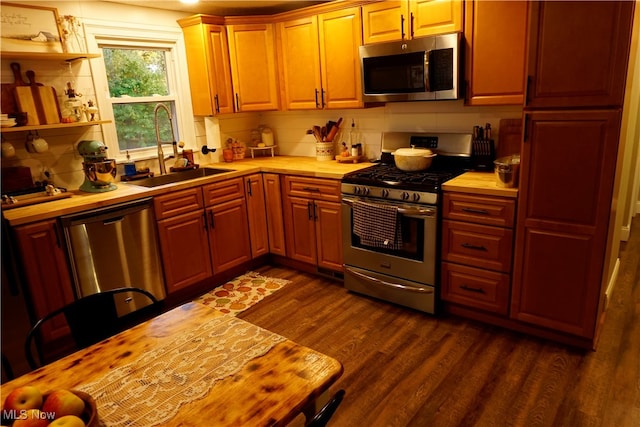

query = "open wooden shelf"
[0,52,101,63]
[0,120,111,133]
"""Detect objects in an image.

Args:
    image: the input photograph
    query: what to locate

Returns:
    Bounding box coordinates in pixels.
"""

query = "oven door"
[341,195,437,286]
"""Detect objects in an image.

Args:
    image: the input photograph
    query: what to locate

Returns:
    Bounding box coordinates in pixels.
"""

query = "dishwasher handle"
[60,197,154,227]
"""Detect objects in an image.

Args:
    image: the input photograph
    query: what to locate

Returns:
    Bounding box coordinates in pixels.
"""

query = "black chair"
[1,352,14,382]
[307,389,346,427]
[25,287,162,370]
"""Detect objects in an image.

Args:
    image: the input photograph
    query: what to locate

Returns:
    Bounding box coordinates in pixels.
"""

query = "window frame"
[83,21,195,162]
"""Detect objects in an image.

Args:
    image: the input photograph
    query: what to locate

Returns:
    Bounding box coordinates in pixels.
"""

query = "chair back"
[25,287,162,369]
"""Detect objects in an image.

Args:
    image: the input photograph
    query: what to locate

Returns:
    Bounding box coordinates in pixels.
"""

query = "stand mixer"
[78,140,117,192]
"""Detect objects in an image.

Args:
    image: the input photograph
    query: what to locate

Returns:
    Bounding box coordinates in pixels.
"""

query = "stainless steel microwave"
[359,33,462,102]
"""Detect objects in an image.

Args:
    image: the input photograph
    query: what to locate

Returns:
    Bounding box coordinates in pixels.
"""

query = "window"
[102,46,178,153]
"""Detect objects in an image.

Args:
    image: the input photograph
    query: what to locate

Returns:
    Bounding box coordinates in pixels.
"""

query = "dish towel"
[353,200,403,250]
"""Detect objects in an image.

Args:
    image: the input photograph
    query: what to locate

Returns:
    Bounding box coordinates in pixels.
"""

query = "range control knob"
[413,193,421,202]
[354,186,362,195]
[401,191,410,201]
[381,189,390,198]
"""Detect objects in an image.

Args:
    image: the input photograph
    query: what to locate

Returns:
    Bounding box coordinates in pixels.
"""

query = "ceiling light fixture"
[180,0,199,4]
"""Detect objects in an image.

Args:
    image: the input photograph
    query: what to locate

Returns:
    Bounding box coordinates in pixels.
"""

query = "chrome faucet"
[154,103,179,175]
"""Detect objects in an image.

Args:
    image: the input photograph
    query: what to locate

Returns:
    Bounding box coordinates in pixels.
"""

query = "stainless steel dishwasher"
[60,197,166,316]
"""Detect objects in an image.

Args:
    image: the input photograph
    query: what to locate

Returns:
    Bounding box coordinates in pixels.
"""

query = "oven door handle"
[345,266,434,294]
[342,198,436,216]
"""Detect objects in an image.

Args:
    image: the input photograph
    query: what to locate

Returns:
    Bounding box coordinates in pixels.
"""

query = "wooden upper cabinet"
[464,0,528,106]
[525,1,634,109]
[278,7,362,110]
[277,16,323,110]
[318,7,363,109]
[178,16,234,115]
[226,22,280,112]
[411,0,462,39]
[362,0,462,43]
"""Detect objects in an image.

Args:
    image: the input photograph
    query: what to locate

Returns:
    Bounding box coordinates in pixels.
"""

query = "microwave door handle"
[424,51,430,92]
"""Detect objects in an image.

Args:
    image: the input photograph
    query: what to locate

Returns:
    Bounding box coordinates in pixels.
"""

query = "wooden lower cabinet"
[156,209,212,294]
[510,110,622,339]
[13,220,74,342]
[244,174,269,258]
[154,177,252,295]
[441,192,516,316]
[263,173,286,256]
[282,175,343,272]
[155,189,212,294]
[206,197,252,272]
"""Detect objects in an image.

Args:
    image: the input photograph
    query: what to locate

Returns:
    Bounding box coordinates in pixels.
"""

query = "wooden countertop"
[2,156,373,226]
[442,171,519,198]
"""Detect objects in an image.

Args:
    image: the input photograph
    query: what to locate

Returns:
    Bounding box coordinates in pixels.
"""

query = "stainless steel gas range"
[341,132,473,314]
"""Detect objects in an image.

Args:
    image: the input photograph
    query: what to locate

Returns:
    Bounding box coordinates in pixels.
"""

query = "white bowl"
[1,118,17,128]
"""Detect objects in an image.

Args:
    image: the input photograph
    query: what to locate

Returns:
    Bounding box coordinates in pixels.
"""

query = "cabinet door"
[464,0,528,106]
[263,173,286,256]
[207,198,252,273]
[314,200,343,272]
[410,0,463,39]
[227,23,280,112]
[511,110,622,338]
[318,7,363,109]
[208,25,235,114]
[180,19,234,115]
[157,210,212,293]
[362,1,408,44]
[278,16,323,110]
[283,195,317,265]
[525,1,634,108]
[14,220,74,342]
[244,174,269,258]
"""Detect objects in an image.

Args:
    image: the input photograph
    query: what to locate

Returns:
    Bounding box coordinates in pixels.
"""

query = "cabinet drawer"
[203,177,244,206]
[441,262,510,315]
[284,176,341,202]
[154,187,204,220]
[442,220,514,272]
[443,193,516,227]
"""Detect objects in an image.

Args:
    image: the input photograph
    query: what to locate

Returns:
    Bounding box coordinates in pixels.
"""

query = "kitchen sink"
[129,167,234,188]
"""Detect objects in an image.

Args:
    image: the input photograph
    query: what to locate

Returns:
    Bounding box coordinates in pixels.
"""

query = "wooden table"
[1,302,343,426]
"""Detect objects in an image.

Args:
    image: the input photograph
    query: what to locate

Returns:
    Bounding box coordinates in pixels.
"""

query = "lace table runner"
[78,315,286,427]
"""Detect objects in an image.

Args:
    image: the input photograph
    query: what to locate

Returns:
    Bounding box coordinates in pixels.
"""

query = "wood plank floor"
[241,216,640,427]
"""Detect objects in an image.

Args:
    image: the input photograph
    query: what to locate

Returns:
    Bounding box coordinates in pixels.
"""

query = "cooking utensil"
[325,117,343,142]
[0,63,26,115]
[392,147,437,171]
[26,70,62,124]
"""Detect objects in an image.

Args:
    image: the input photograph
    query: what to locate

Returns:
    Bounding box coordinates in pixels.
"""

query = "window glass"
[101,47,178,152]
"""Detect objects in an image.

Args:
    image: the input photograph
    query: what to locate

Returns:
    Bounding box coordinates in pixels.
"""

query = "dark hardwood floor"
[241,217,640,427]
[2,218,637,426]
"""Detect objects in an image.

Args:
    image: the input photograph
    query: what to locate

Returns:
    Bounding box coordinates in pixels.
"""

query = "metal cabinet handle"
[303,187,320,192]
[214,94,220,113]
[461,242,487,251]
[247,178,253,196]
[208,210,214,229]
[315,89,320,108]
[202,212,208,231]
[460,284,486,294]
[308,201,313,220]
[410,12,414,38]
[400,14,405,39]
[321,89,326,108]
[461,207,489,215]
[235,93,239,111]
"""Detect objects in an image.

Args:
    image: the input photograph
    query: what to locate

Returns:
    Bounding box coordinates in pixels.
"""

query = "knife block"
[472,139,495,171]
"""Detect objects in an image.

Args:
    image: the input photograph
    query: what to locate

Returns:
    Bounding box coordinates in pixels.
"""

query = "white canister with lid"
[261,127,274,146]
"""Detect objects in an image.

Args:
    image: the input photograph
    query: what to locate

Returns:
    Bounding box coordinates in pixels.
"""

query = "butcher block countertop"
[2,156,374,226]
[442,171,519,198]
